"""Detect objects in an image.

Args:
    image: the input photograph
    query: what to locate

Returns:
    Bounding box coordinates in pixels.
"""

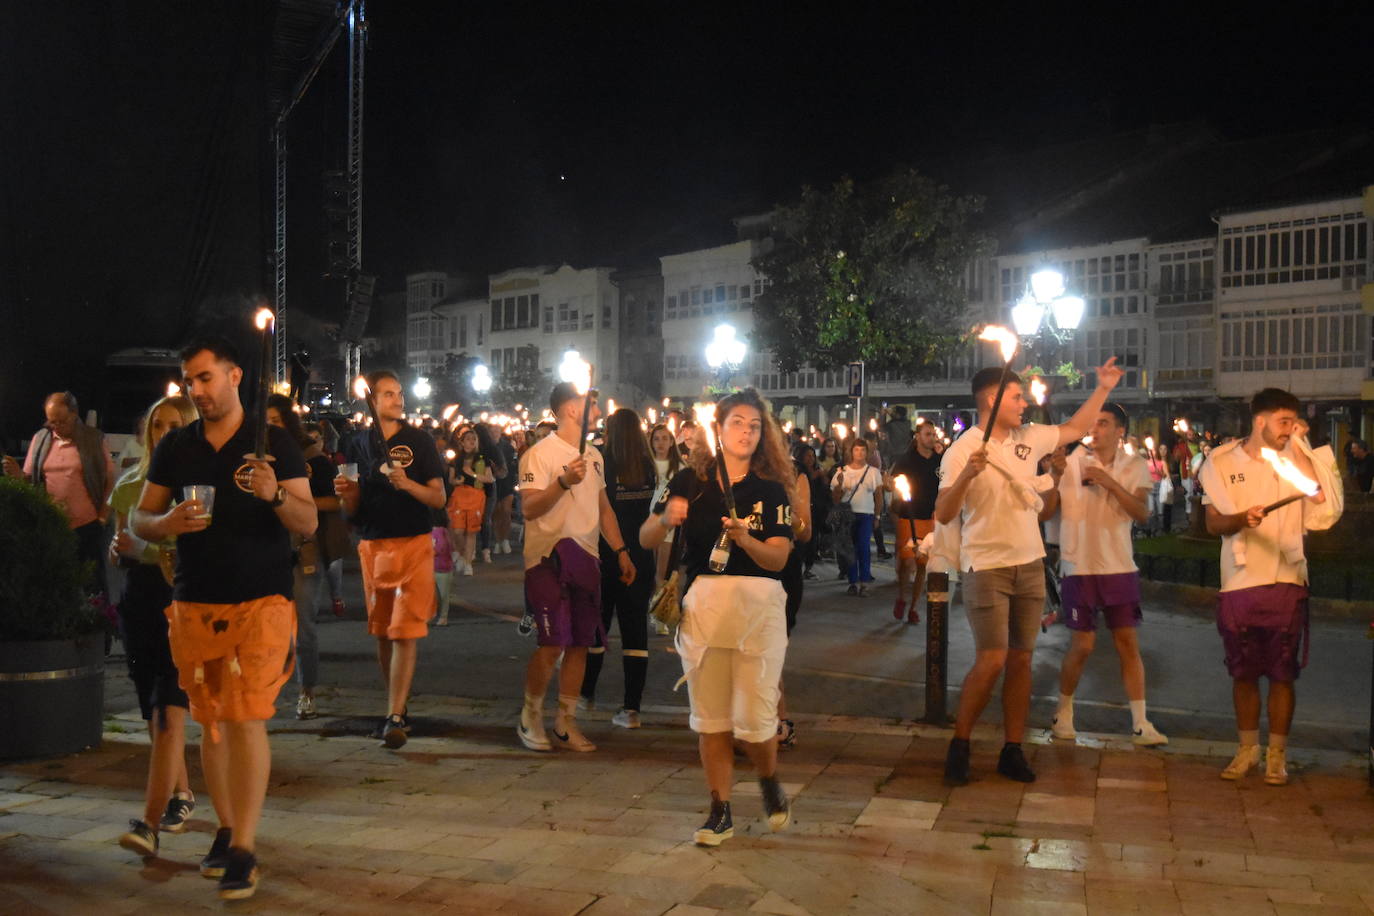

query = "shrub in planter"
[0,476,107,758]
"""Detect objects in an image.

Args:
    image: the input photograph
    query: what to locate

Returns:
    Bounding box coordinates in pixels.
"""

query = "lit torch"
[1145,435,1158,473]
[978,324,1019,445]
[893,474,914,548]
[694,401,736,519]
[441,404,459,425]
[559,351,595,454]
[1260,447,1320,513]
[166,382,181,398]
[354,375,392,470]
[250,306,275,461]
[647,407,657,424]
[834,422,849,444]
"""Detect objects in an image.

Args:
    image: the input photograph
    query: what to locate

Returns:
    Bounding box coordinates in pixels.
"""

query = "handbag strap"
[841,465,871,505]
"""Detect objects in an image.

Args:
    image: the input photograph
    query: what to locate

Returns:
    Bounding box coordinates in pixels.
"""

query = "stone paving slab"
[2,688,1373,913]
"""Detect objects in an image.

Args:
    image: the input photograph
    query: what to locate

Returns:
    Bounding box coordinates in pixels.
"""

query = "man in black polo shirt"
[887,421,941,624]
[335,370,446,750]
[132,337,315,901]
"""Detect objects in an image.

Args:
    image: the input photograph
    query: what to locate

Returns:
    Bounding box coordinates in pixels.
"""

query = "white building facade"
[404,270,452,374]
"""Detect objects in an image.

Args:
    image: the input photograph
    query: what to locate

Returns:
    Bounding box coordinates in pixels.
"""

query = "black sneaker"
[759,776,791,832]
[200,826,232,878]
[846,584,858,596]
[382,714,408,749]
[944,738,970,786]
[692,799,733,846]
[117,819,158,858]
[159,791,195,833]
[217,846,259,900]
[997,743,1037,783]
[777,718,797,750]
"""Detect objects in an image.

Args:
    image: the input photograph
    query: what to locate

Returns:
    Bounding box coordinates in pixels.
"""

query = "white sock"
[1269,733,1287,751]
[556,694,579,721]
[1055,693,1074,721]
[1238,729,1259,748]
[523,691,544,715]
[1129,700,1147,731]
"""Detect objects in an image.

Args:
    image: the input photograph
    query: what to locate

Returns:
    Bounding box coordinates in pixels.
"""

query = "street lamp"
[1010,267,1084,343]
[471,363,492,394]
[412,376,431,400]
[704,323,748,388]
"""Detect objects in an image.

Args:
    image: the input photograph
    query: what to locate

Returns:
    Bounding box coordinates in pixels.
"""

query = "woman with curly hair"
[640,388,795,847]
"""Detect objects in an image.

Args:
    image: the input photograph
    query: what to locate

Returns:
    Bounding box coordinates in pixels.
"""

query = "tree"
[752,168,993,377]
[491,345,550,411]
[432,352,481,413]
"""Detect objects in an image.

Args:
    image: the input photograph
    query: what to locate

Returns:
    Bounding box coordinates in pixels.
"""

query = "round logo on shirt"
[388,445,414,468]
[233,463,255,494]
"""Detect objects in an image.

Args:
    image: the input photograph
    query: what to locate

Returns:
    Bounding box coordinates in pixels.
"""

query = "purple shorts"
[1061,573,1142,631]
[525,539,602,648]
[1216,583,1308,682]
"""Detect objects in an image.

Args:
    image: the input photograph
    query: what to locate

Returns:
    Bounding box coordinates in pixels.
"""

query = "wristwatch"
[269,485,287,507]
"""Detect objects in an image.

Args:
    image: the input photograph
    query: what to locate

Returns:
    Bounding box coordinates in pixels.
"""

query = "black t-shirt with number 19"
[662,468,792,584]
[146,417,308,604]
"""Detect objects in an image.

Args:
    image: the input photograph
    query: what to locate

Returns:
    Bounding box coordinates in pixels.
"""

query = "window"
[715,284,726,302]
[602,305,612,329]
[477,315,484,346]
[459,315,467,348]
[491,300,502,332]
[691,287,701,306]
[543,306,553,334]
[503,297,516,329]
[516,295,529,328]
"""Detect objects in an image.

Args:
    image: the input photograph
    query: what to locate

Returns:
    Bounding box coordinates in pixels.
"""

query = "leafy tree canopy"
[491,345,551,412]
[752,168,993,378]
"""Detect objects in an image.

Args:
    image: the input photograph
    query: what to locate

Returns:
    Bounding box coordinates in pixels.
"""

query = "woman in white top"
[648,422,682,585]
[832,439,880,596]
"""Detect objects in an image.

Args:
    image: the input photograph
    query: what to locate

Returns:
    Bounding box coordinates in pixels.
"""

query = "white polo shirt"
[1196,440,1306,593]
[1058,447,1151,577]
[938,423,1059,573]
[519,433,605,569]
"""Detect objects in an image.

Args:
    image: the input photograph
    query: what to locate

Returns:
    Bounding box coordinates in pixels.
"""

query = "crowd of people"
[1,339,1350,900]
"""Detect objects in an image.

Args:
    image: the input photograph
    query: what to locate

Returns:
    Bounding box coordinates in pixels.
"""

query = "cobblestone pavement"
[3,682,1373,914]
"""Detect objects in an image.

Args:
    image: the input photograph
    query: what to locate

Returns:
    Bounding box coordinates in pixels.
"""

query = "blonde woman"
[112,394,199,858]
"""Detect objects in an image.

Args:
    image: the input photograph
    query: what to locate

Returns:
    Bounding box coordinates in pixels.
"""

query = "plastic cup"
[340,463,359,481]
[183,484,215,523]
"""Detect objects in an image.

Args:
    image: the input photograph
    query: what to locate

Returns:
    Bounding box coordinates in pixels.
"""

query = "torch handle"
[982,360,1015,445]
[713,447,737,518]
[1262,488,1316,514]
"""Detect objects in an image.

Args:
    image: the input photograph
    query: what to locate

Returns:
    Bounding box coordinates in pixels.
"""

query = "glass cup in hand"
[339,463,359,481]
[182,484,216,524]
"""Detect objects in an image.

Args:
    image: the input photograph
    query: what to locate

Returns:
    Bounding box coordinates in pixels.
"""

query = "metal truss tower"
[340,0,369,386]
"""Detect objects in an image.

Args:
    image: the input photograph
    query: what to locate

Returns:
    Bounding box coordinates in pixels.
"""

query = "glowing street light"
[471,363,492,394]
[413,376,432,400]
[704,323,748,375]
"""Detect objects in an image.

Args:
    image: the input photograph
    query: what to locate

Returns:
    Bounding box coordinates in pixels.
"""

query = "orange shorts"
[895,517,934,560]
[359,534,434,640]
[446,485,486,533]
[164,595,295,726]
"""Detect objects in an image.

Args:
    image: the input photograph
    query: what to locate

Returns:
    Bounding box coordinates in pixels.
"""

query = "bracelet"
[615,545,629,555]
[557,476,571,490]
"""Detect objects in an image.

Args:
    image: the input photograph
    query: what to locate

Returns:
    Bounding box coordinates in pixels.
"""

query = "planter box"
[0,633,104,759]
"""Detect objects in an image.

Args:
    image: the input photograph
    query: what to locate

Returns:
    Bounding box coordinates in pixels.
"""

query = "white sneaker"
[482,549,492,564]
[576,696,594,712]
[518,706,551,752]
[1051,715,1076,741]
[295,693,317,720]
[499,540,511,554]
[611,709,641,729]
[1220,744,1261,780]
[462,562,474,576]
[1264,747,1289,786]
[551,714,596,752]
[1132,721,1169,747]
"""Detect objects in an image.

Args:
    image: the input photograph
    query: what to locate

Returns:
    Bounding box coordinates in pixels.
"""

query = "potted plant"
[0,476,108,758]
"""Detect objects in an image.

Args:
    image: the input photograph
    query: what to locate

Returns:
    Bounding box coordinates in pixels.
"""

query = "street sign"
[846,361,864,397]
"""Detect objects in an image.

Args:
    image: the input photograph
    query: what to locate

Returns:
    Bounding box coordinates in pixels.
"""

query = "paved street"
[3,549,1372,912]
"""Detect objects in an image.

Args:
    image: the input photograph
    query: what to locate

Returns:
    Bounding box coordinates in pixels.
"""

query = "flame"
[607,398,617,414]
[559,351,593,395]
[441,404,459,421]
[893,474,912,502]
[662,397,671,408]
[1144,436,1155,451]
[667,416,678,436]
[640,420,648,432]
[1260,447,1319,497]
[978,324,1018,363]
[783,420,793,433]
[480,411,489,422]
[1030,376,1048,406]
[1123,443,1135,456]
[352,376,370,400]
[834,423,848,442]
[809,425,817,436]
[165,382,181,398]
[445,449,456,461]
[254,306,274,331]
[693,402,718,454]
[1174,418,1189,433]
[868,418,878,432]
[273,380,291,396]
[647,407,657,424]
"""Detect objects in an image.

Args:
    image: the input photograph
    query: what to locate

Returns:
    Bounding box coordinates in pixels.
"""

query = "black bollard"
[922,570,950,725]
[1369,637,1373,788]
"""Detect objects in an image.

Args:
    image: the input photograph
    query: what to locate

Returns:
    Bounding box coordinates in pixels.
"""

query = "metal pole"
[922,570,950,724]
[272,128,287,386]
[1368,637,1373,787]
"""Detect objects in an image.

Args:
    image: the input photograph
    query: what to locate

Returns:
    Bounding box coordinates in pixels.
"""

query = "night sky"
[3,1,1372,439]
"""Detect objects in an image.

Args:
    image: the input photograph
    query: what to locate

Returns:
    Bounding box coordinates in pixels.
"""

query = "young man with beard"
[1042,403,1168,747]
[335,370,447,750]
[132,338,315,900]
[935,357,1122,786]
[1197,388,1339,785]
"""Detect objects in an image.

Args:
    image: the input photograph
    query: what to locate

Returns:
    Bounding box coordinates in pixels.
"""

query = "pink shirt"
[24,434,114,528]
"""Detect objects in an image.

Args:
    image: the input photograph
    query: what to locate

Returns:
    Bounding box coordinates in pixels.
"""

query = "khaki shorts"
[963,561,1045,651]
[165,595,295,725]
[359,534,435,640]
